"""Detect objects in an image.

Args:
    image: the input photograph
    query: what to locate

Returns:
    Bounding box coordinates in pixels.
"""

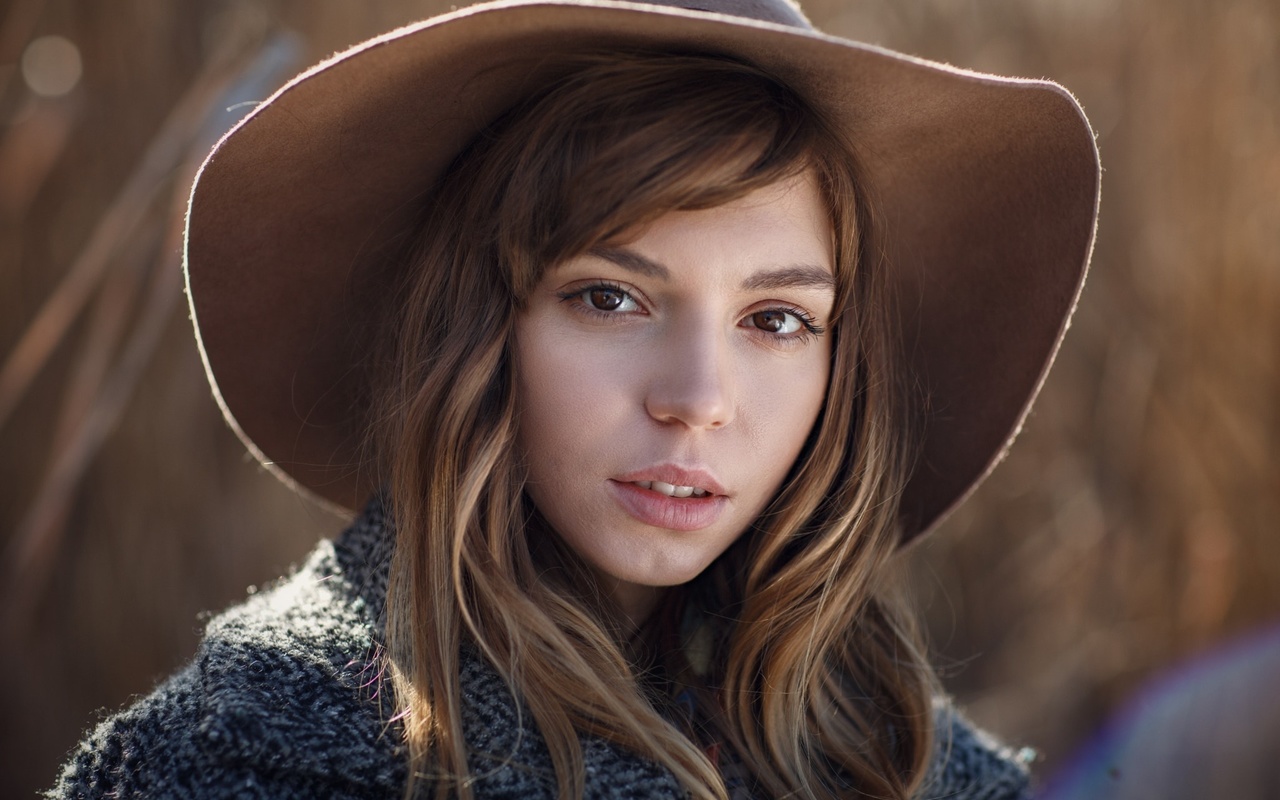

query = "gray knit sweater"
[50,501,1032,799]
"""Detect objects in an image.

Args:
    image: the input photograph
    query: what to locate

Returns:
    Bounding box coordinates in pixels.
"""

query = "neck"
[607,580,665,634]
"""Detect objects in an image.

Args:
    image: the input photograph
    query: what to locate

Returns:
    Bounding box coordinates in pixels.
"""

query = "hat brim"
[185,0,1100,542]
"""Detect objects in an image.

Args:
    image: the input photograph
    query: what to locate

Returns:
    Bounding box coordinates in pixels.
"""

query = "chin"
[616,559,714,590]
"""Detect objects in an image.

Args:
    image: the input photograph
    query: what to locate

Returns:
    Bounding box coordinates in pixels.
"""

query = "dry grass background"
[1,0,1276,795]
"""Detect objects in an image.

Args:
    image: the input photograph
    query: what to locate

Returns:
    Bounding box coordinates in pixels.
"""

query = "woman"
[50,1,1099,798]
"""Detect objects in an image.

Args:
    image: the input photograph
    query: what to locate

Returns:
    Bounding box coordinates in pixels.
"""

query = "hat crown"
[636,0,812,29]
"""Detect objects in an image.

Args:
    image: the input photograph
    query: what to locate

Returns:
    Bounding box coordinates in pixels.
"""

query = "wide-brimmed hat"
[184,0,1099,544]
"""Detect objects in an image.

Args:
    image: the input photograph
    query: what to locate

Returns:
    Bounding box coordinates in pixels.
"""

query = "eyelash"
[750,306,826,342]
[556,281,637,320]
[556,282,826,343]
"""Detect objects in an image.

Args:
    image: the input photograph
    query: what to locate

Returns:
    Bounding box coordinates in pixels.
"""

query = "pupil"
[590,289,622,311]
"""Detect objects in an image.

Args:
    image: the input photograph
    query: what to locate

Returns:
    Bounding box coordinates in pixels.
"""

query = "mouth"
[627,480,712,499]
[614,465,727,499]
[608,478,727,531]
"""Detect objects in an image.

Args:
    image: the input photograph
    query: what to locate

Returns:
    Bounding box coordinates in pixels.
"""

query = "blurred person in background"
[1044,624,1280,800]
[45,0,1097,797]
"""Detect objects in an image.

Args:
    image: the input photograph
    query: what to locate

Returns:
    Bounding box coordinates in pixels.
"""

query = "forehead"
[588,173,834,279]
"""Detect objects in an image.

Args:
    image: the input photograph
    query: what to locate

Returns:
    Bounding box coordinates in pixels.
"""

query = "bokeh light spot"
[21,35,82,98]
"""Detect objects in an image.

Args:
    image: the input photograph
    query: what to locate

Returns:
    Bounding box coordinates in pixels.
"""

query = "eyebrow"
[588,246,834,292]
[740,265,835,292]
[588,246,670,279]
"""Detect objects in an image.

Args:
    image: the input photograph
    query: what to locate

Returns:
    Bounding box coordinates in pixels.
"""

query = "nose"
[644,323,735,430]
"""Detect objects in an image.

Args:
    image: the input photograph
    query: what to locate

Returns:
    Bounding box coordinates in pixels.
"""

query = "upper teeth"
[633,480,710,498]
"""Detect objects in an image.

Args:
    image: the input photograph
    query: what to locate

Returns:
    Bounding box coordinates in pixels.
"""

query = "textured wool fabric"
[49,500,1033,799]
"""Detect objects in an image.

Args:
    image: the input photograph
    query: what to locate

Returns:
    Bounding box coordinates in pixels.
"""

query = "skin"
[514,172,835,629]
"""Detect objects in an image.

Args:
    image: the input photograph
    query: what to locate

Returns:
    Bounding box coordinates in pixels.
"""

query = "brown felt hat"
[184,0,1100,543]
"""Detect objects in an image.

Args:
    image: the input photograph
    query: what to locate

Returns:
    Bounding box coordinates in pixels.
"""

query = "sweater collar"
[331,494,396,639]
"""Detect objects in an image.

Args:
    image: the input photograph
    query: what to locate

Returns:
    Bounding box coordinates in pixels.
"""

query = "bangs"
[478,51,838,299]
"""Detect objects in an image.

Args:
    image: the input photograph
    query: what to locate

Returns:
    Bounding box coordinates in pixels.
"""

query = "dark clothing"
[50,501,1032,799]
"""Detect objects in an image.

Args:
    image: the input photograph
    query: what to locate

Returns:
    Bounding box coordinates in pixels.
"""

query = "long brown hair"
[374,51,935,799]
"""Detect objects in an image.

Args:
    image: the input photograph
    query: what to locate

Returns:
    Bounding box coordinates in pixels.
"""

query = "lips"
[629,480,711,498]
[608,465,728,531]
[614,466,727,497]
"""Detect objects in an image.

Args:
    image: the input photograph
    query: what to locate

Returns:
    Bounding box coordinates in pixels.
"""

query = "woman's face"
[514,172,835,625]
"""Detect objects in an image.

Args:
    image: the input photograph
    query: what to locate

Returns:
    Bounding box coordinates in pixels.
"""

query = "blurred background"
[1,0,1276,795]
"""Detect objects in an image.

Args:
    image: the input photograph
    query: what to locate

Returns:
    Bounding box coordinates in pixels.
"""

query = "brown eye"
[589,288,625,311]
[559,283,641,315]
[748,309,801,334]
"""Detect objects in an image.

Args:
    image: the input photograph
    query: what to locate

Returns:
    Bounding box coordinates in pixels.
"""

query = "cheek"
[513,319,624,479]
[743,346,831,452]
